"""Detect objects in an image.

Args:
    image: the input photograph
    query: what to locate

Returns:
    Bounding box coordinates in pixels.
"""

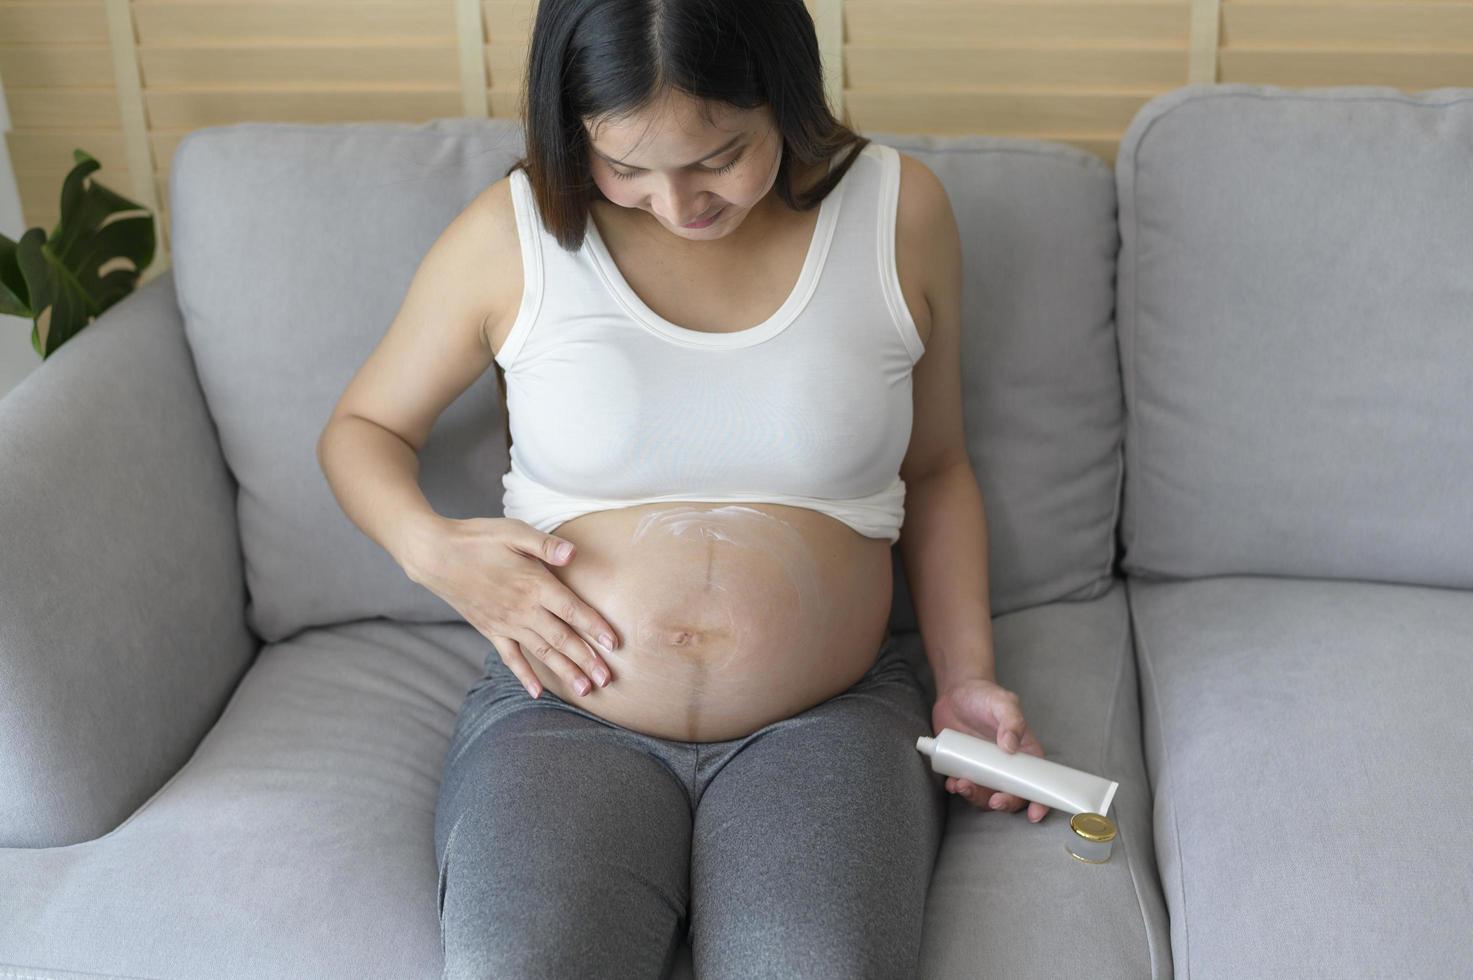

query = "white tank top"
[495,140,924,544]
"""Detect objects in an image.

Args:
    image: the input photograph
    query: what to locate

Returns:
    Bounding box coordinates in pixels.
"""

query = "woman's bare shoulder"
[461,174,525,357]
[322,175,519,453]
[893,151,958,354]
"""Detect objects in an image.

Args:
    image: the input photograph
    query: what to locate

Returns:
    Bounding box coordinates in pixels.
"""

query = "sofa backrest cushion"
[1116,84,1473,589]
[872,133,1123,624]
[169,118,523,642]
[169,118,1124,642]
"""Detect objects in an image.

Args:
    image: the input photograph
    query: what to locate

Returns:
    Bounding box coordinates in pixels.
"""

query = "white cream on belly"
[627,505,825,671]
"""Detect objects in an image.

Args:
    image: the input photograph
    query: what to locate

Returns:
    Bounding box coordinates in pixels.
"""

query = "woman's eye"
[609,154,742,182]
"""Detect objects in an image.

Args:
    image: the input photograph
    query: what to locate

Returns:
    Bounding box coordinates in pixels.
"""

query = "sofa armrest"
[0,268,259,847]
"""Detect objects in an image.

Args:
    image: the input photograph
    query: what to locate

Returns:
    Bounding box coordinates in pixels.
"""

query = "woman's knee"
[434,709,695,978]
[438,791,690,980]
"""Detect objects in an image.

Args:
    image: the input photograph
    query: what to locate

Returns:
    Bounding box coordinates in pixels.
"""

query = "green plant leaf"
[0,228,30,318]
[9,148,156,359]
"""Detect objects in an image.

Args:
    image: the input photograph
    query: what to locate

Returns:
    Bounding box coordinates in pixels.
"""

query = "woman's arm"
[899,464,998,689]
[893,152,1050,823]
[892,153,996,689]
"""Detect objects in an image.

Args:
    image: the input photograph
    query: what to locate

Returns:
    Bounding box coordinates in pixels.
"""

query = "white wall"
[0,73,39,401]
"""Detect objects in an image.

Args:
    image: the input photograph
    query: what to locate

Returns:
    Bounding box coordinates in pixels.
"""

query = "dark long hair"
[504,0,870,253]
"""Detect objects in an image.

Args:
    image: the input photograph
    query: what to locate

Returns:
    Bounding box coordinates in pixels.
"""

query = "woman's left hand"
[931,677,1051,823]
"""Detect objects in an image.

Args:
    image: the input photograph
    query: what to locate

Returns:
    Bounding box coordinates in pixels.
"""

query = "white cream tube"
[916,728,1118,816]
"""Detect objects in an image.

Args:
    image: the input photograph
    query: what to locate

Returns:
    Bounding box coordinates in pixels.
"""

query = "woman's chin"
[665,204,736,236]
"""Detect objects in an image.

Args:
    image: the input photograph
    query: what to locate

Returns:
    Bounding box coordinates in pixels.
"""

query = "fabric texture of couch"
[2,82,1470,979]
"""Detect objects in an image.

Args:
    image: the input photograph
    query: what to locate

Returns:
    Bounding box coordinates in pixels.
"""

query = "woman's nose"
[652,177,711,224]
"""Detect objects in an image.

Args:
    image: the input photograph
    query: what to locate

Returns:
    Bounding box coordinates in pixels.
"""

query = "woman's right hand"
[407,516,619,700]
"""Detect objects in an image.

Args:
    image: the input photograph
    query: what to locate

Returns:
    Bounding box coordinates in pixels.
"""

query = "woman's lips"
[682,205,724,228]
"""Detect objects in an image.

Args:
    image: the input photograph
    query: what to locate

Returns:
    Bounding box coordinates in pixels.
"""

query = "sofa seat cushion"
[2,596,1166,978]
[1128,574,1473,979]
[918,579,1171,979]
[0,621,492,979]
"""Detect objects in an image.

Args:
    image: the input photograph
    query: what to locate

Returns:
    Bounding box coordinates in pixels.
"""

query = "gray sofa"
[3,82,1470,979]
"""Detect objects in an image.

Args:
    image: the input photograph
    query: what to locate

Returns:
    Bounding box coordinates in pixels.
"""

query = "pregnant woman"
[318,1,1051,977]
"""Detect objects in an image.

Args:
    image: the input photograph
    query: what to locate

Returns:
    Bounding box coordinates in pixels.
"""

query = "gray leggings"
[433,630,949,979]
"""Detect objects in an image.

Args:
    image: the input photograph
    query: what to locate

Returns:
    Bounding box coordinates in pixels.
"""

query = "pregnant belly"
[523,502,896,742]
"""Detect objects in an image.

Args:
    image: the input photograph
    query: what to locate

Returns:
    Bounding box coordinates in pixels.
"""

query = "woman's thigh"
[435,677,694,980]
[688,649,948,980]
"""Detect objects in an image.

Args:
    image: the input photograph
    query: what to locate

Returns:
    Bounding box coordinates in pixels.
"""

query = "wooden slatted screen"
[2,0,1470,273]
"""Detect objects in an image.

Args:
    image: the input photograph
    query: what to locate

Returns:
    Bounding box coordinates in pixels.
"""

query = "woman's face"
[583,92,783,241]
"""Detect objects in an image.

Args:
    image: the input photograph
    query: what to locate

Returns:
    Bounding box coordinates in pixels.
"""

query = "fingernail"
[1005,732,1018,752]
[991,795,1005,810]
[594,666,610,686]
[599,633,615,650]
[576,678,591,696]
[556,542,572,561]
